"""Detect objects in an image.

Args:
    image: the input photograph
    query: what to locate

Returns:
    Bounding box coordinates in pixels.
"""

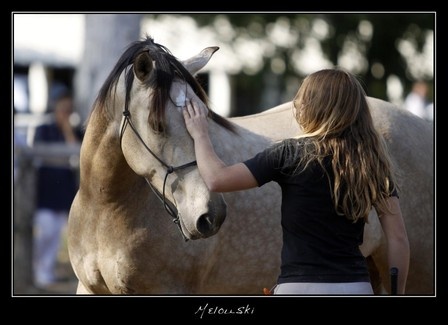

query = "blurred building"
[14,14,83,147]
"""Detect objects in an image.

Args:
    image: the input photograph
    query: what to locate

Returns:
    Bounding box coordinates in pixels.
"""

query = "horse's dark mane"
[92,35,235,133]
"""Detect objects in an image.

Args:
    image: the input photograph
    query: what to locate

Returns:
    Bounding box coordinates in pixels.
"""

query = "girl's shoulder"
[273,138,307,151]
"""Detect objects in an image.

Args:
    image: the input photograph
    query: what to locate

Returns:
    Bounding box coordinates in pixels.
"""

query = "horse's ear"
[182,46,219,75]
[134,51,154,82]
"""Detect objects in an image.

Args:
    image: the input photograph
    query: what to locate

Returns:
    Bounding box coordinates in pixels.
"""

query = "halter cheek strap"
[120,108,196,242]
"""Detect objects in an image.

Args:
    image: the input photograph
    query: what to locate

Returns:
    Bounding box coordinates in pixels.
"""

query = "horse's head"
[96,36,232,240]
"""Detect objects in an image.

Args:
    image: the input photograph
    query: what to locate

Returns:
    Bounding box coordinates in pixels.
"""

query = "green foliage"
[151,13,434,114]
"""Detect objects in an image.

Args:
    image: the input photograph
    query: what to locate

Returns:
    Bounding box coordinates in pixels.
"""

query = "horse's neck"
[79,109,146,202]
[209,101,300,162]
[209,121,273,164]
[207,102,300,163]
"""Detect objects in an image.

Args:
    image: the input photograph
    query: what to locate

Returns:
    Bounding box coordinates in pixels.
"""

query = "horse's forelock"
[93,35,235,133]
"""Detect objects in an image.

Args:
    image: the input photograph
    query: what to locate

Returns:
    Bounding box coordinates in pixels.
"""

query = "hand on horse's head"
[183,99,210,141]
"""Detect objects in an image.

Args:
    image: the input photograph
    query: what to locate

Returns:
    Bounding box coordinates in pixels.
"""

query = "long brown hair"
[290,68,397,222]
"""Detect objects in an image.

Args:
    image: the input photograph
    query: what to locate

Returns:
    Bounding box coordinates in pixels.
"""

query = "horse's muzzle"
[195,203,227,238]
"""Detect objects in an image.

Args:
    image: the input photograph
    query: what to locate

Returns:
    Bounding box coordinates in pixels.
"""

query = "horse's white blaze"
[174,89,187,108]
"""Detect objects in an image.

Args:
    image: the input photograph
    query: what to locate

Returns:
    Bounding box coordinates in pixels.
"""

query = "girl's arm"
[376,196,410,294]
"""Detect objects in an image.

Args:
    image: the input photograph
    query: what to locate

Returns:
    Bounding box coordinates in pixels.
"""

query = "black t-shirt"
[243,139,371,283]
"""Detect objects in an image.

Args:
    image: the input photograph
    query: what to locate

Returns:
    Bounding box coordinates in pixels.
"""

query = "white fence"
[13,143,80,294]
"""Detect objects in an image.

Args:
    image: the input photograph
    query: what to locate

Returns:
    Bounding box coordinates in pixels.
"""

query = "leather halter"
[119,106,196,242]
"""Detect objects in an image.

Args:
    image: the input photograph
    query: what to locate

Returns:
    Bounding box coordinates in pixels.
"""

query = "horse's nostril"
[196,214,214,234]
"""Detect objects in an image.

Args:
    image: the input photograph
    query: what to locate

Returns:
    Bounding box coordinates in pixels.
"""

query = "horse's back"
[231,102,299,139]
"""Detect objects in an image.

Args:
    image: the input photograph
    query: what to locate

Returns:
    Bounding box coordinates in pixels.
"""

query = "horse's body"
[68,37,434,295]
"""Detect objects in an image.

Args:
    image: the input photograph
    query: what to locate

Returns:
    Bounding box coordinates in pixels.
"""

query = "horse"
[67,36,434,295]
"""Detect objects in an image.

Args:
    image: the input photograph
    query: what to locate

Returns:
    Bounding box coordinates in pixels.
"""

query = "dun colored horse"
[67,36,434,295]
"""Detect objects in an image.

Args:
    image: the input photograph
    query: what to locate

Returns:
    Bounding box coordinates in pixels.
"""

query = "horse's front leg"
[76,281,93,294]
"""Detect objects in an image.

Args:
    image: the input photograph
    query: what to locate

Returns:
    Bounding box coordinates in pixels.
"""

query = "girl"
[183,68,410,295]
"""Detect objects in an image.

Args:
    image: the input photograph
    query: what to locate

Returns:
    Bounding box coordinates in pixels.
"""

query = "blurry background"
[12,12,435,295]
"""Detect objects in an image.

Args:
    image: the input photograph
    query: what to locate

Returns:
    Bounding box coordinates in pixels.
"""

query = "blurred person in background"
[32,87,83,288]
[403,81,433,122]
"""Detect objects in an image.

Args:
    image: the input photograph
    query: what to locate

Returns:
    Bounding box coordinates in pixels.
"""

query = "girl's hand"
[183,99,210,141]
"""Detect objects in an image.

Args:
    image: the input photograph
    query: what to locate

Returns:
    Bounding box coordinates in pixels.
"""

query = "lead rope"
[120,109,196,241]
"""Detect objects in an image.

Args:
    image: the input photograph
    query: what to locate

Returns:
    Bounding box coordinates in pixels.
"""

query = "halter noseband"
[119,107,196,242]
